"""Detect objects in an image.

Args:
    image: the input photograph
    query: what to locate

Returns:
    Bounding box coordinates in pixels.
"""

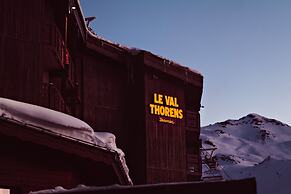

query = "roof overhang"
[0,118,131,185]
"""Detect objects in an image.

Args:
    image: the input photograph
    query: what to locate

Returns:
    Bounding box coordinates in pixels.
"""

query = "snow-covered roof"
[86,32,203,77]
[0,97,100,145]
[0,97,132,184]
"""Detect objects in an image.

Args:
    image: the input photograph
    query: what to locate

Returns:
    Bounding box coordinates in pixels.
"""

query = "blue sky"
[80,0,291,126]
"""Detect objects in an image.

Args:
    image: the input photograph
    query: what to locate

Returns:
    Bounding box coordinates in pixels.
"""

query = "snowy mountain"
[201,113,291,194]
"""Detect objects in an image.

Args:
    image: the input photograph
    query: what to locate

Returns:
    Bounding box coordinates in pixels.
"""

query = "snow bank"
[94,132,132,183]
[29,186,66,194]
[225,158,291,194]
[95,132,124,155]
[29,184,126,194]
[0,189,9,194]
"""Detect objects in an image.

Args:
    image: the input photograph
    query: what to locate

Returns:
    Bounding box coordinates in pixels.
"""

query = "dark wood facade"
[0,0,203,187]
[142,52,202,183]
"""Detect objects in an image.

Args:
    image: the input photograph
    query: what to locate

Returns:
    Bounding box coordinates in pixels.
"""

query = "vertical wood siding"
[144,71,187,183]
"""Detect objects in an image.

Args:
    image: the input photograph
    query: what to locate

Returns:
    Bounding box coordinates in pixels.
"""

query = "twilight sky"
[80,0,291,126]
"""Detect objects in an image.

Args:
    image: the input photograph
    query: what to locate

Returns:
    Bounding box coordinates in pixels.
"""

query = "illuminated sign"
[149,93,183,124]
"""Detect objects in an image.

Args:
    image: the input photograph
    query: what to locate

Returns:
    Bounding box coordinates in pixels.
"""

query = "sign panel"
[149,93,183,124]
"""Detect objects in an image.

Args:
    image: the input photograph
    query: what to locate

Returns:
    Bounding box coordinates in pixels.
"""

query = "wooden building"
[0,0,203,187]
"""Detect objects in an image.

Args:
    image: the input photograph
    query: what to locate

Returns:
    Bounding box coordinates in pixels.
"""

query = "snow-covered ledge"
[0,97,132,184]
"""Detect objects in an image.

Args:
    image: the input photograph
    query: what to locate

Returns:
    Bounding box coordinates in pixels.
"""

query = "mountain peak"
[245,113,264,119]
[202,113,291,149]
[239,113,266,121]
[238,113,289,127]
[210,113,289,128]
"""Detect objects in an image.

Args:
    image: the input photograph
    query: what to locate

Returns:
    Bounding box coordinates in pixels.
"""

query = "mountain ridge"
[204,113,290,128]
[201,113,291,194]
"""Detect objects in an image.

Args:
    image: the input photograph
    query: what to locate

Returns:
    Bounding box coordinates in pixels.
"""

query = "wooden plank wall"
[0,0,45,105]
[82,53,128,137]
[0,0,69,112]
[0,132,118,194]
[184,85,203,179]
[144,70,187,183]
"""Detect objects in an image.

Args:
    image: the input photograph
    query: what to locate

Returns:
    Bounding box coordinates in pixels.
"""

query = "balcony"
[40,83,71,114]
[41,23,66,71]
[185,111,200,132]
[63,52,81,105]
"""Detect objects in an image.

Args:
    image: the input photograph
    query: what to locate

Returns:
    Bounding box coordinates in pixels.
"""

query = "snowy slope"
[201,113,291,194]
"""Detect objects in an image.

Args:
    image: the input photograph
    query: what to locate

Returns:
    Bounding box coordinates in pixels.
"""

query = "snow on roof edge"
[0,115,108,151]
[0,97,132,185]
[85,32,203,77]
[77,1,202,77]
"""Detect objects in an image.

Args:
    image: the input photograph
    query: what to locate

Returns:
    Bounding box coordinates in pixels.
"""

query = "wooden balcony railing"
[186,154,201,175]
[185,111,200,131]
[41,23,66,70]
[40,83,71,114]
